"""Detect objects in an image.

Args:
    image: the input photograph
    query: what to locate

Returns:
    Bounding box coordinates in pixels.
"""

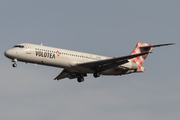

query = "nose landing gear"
[12,59,17,67]
[12,63,17,67]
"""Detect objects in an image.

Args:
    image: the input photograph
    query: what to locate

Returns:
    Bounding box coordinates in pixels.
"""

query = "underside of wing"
[54,69,87,81]
[54,69,69,80]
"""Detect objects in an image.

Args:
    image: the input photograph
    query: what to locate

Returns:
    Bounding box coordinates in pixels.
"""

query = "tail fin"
[130,42,175,72]
[130,42,153,72]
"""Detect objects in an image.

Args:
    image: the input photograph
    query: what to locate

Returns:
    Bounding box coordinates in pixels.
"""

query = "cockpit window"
[13,45,24,48]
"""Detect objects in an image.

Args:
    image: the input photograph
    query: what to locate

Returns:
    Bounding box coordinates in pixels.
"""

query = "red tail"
[130,43,153,72]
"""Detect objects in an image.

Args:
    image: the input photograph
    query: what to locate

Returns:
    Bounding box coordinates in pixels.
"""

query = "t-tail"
[130,42,175,72]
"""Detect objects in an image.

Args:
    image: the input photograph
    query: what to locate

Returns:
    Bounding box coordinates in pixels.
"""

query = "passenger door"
[25,44,31,54]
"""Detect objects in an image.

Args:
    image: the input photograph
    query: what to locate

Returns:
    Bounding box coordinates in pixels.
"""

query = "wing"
[76,52,151,73]
[77,52,150,68]
[54,69,87,80]
[54,69,69,80]
[54,52,150,80]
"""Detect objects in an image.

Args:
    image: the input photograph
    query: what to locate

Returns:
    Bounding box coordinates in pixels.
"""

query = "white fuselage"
[4,43,136,76]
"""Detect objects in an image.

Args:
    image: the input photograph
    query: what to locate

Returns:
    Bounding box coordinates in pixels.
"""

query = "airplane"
[4,42,174,83]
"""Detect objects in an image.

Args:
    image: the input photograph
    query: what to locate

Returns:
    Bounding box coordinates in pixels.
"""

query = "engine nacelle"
[121,61,138,70]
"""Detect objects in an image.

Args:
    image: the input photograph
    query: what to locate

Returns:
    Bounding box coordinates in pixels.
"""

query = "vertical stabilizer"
[130,42,153,72]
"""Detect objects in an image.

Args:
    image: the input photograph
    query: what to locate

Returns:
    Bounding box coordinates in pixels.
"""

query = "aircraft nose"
[4,49,14,59]
[4,50,9,57]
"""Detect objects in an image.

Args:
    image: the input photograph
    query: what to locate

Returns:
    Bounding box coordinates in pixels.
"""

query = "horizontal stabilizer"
[130,42,175,70]
[140,43,175,49]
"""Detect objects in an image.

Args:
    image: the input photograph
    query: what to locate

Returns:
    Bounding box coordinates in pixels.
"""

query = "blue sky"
[0,0,179,120]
